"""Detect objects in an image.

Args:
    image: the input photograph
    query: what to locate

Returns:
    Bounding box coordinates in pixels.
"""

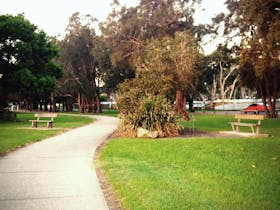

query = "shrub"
[117,80,180,137]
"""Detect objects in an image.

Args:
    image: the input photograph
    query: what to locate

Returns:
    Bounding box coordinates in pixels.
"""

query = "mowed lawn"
[99,114,280,210]
[0,112,93,154]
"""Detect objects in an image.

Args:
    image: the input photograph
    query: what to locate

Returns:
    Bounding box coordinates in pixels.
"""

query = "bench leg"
[256,126,260,134]
[231,124,235,132]
[47,122,53,128]
[250,126,255,134]
[32,121,37,128]
[236,125,240,132]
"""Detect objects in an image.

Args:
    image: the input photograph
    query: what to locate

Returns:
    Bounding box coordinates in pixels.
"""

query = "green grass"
[0,112,93,154]
[95,109,119,117]
[99,114,280,210]
[181,113,280,136]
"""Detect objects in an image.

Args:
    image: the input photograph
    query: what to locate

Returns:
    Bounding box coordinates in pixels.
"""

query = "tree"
[57,13,109,113]
[185,56,206,112]
[101,0,198,60]
[206,45,240,101]
[135,31,201,119]
[220,0,280,117]
[0,14,62,112]
[100,0,205,94]
[117,30,201,136]
[168,31,202,118]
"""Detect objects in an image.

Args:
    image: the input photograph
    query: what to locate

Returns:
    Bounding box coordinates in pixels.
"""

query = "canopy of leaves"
[136,30,201,93]
[223,0,280,117]
[55,13,116,113]
[57,13,110,101]
[100,0,207,94]
[117,30,201,136]
[0,14,62,110]
[102,0,199,64]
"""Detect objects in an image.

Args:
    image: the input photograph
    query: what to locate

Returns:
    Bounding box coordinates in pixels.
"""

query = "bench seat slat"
[234,114,264,120]
[30,113,57,128]
[229,122,260,127]
[230,114,264,134]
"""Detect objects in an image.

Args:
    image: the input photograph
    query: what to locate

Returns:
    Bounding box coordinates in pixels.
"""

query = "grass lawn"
[95,109,119,117]
[68,109,119,118]
[99,114,280,210]
[0,112,93,154]
[180,114,280,137]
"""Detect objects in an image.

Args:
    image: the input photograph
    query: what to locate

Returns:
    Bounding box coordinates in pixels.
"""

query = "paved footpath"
[0,115,118,210]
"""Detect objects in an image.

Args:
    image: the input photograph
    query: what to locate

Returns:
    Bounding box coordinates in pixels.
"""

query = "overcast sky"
[0,0,227,54]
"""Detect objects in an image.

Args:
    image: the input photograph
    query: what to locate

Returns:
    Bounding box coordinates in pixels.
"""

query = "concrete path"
[0,115,118,210]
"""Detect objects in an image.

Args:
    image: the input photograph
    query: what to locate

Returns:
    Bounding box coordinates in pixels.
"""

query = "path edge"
[94,131,123,210]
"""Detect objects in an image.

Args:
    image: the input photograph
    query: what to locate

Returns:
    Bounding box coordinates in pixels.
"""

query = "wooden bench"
[229,114,264,134]
[29,113,57,128]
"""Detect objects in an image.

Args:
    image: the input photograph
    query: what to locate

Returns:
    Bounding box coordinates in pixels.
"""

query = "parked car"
[243,103,269,114]
[186,101,205,110]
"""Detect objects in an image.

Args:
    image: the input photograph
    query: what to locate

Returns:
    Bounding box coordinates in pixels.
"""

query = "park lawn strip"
[99,137,280,210]
[0,112,93,154]
[180,114,279,136]
[95,109,119,117]
[99,114,280,210]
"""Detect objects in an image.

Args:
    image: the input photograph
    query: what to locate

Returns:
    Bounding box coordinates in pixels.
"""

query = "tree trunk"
[219,62,225,101]
[228,75,240,99]
[50,93,56,112]
[240,87,246,98]
[39,101,43,111]
[175,90,189,120]
[187,95,194,112]
[270,75,278,118]
[78,92,84,113]
[63,101,65,112]
[44,100,48,111]
[263,75,278,118]
[88,98,94,113]
[96,96,102,113]
[33,101,38,111]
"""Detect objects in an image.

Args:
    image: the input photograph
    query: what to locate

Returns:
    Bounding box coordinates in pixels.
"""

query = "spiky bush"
[117,79,181,137]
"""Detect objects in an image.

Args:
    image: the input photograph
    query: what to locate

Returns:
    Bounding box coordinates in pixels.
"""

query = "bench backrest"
[235,114,264,121]
[35,113,57,120]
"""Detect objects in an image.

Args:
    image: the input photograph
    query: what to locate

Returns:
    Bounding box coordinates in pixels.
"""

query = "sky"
[0,0,227,54]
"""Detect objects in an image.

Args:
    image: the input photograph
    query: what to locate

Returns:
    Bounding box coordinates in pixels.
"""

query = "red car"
[243,103,269,114]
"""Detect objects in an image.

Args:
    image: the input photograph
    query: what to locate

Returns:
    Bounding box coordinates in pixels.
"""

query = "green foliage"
[117,90,180,137]
[12,68,36,90]
[117,74,176,136]
[222,0,280,117]
[117,30,202,136]
[202,44,240,100]
[36,76,56,96]
[102,61,135,94]
[101,0,206,94]
[56,13,110,111]
[134,30,202,96]
[0,14,63,110]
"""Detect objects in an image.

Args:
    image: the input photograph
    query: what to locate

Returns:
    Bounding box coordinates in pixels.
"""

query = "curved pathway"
[0,115,118,210]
